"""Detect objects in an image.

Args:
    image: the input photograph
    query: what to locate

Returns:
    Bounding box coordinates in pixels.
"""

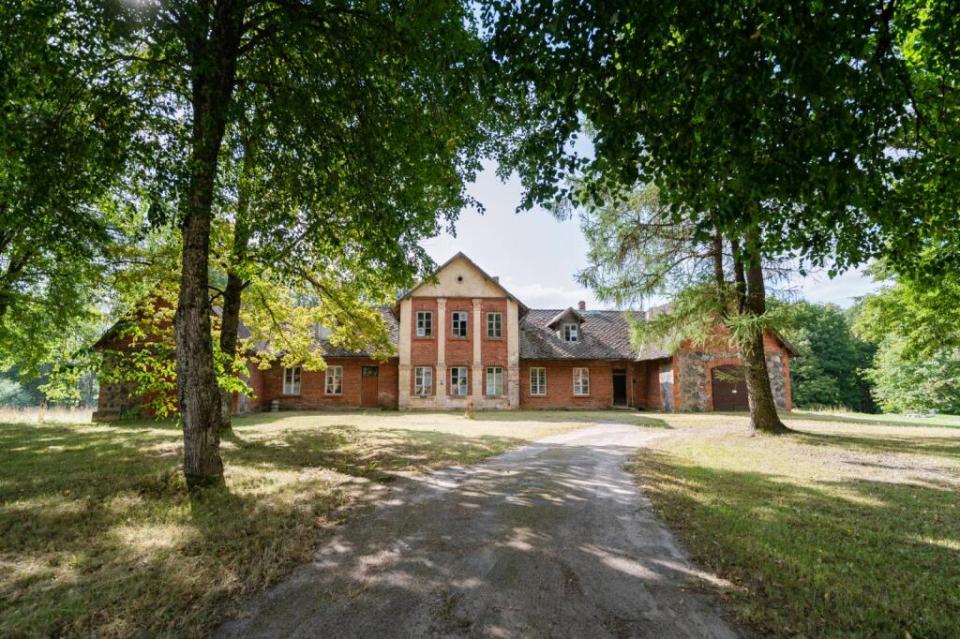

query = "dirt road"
[216,423,739,638]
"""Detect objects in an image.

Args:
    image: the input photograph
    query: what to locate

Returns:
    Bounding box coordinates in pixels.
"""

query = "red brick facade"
[94,253,794,418]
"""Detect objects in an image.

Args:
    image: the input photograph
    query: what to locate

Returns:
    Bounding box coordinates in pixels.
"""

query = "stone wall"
[674,343,792,412]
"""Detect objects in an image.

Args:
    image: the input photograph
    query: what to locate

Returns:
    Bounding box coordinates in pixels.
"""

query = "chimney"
[578,300,586,311]
[492,276,499,283]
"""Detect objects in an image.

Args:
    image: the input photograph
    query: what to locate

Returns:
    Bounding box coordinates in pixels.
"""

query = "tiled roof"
[520,309,671,361]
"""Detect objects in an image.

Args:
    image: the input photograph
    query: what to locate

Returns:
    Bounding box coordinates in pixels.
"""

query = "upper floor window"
[530,367,546,396]
[414,366,432,396]
[450,366,469,396]
[416,311,432,337]
[451,311,468,338]
[486,367,503,396]
[573,367,590,396]
[325,366,343,395]
[283,366,301,395]
[486,312,502,338]
[562,323,579,342]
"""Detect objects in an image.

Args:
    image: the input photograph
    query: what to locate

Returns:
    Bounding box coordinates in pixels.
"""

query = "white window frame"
[486,366,504,396]
[416,311,433,337]
[325,366,343,395]
[414,366,432,396]
[563,323,579,342]
[450,366,468,396]
[451,311,468,338]
[573,367,590,396]
[530,367,546,396]
[486,312,502,338]
[283,366,302,395]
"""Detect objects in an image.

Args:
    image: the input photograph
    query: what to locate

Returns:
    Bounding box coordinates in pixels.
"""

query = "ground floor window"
[486,367,503,396]
[573,367,590,396]
[450,366,468,396]
[530,367,546,396]
[414,367,432,396]
[325,366,343,395]
[283,366,301,395]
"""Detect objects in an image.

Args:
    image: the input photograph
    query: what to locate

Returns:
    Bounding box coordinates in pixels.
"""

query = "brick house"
[93,252,794,419]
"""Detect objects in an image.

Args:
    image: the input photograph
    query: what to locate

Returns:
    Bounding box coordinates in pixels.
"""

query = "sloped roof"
[520,309,671,361]
[397,252,528,315]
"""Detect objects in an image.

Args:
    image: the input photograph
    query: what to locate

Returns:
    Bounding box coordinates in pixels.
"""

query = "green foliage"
[854,268,960,414]
[0,0,140,375]
[779,301,875,412]
[485,0,910,271]
[0,378,36,407]
[863,339,960,414]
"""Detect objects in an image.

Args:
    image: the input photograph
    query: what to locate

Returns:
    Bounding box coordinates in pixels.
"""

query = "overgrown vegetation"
[634,412,960,639]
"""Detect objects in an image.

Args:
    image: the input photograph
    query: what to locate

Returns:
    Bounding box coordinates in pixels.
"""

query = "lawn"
[0,409,653,638]
[634,412,960,639]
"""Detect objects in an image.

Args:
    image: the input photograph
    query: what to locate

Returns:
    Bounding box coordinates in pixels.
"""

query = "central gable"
[404,252,522,303]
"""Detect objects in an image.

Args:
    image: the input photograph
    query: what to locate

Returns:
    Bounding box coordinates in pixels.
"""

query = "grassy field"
[0,409,655,638]
[634,412,960,639]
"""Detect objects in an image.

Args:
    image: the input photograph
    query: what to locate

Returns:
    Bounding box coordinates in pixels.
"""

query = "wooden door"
[361,366,379,407]
[711,365,749,411]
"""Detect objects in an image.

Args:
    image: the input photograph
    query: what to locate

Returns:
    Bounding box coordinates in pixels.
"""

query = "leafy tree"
[483,0,921,432]
[779,301,875,412]
[0,0,137,376]
[854,267,960,414]
[101,0,496,488]
[861,337,960,415]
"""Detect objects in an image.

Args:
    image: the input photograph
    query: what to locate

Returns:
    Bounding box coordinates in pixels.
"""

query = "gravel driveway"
[216,423,740,639]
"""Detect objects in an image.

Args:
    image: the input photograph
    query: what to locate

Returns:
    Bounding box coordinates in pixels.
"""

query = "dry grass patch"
[0,409,650,637]
[634,412,960,639]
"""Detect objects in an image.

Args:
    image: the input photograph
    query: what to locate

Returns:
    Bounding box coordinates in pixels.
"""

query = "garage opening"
[711,365,748,411]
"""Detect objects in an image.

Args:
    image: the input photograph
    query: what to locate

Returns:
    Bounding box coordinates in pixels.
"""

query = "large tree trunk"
[738,227,790,435]
[175,1,245,490]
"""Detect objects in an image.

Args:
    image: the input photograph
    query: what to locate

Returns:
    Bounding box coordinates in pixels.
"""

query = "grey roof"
[520,309,671,361]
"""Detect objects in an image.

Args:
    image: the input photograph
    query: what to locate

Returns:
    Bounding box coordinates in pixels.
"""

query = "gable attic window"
[416,311,432,337]
[562,323,579,342]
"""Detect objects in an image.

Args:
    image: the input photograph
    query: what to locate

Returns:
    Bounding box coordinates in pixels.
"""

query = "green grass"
[633,412,960,639]
[0,409,644,638]
[789,409,960,429]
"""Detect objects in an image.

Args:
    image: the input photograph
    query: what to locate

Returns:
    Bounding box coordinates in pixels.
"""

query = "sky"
[422,163,881,311]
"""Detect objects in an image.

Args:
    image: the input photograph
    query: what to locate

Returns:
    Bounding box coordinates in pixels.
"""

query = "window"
[414,367,432,396]
[486,312,502,338]
[562,323,579,342]
[530,367,546,396]
[416,311,432,337]
[486,367,503,396]
[450,366,468,396]
[573,367,590,396]
[325,366,343,395]
[283,366,301,395]
[451,311,468,338]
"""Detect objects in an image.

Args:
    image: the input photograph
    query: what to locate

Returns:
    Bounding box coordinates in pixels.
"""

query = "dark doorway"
[612,368,627,406]
[711,365,748,411]
[361,366,379,408]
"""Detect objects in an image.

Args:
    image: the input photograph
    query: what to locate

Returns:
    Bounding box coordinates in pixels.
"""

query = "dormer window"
[562,323,579,342]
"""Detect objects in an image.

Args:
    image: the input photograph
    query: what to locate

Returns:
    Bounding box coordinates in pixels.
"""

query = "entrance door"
[711,365,749,411]
[612,368,627,406]
[361,366,379,408]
